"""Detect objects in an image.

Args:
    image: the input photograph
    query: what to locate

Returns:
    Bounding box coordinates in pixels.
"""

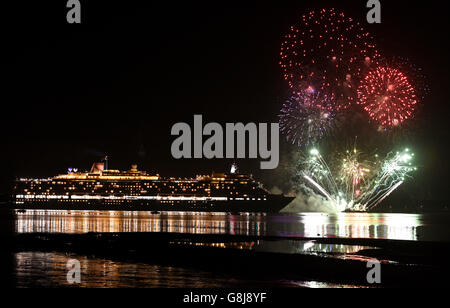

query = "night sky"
[3,1,449,206]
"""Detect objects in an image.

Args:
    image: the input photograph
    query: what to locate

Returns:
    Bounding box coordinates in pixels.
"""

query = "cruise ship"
[13,162,294,213]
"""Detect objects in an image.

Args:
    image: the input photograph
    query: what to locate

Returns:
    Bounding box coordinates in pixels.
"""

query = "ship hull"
[11,196,294,213]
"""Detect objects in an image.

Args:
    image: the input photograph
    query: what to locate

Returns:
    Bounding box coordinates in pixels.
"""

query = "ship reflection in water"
[14,210,450,242]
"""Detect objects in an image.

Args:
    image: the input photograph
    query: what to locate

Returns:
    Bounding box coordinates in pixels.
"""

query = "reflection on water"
[14,252,242,288]
[14,252,365,288]
[14,210,450,241]
[178,240,376,255]
[286,280,371,289]
[254,240,376,255]
[15,211,267,236]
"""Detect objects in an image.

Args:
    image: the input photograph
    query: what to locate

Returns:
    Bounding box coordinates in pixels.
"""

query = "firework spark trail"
[372,56,430,103]
[367,181,404,211]
[357,66,418,129]
[303,174,336,204]
[280,8,379,111]
[279,91,336,148]
[298,148,415,212]
[278,9,424,212]
[361,150,415,208]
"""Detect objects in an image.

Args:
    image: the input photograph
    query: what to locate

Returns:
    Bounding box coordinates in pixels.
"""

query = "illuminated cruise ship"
[13,162,293,213]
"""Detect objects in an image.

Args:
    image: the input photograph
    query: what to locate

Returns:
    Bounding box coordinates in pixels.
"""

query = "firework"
[373,56,430,102]
[280,8,379,110]
[357,66,418,129]
[279,91,336,147]
[340,148,373,199]
[297,147,416,212]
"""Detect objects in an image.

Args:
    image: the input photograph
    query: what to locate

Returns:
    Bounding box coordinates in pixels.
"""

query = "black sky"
[2,1,449,204]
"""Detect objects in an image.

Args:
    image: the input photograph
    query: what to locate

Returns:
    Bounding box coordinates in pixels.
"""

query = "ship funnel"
[90,163,105,173]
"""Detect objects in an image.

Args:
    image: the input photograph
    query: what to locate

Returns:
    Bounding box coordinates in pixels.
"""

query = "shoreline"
[12,231,450,288]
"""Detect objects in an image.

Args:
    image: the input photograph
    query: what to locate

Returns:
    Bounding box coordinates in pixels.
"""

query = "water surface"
[14,210,450,242]
[14,251,367,288]
[11,210,450,288]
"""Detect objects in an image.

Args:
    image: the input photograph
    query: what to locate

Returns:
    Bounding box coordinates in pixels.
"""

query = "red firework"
[280,8,379,111]
[357,66,418,128]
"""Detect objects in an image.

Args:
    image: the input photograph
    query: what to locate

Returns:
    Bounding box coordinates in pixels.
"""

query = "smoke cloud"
[281,192,340,213]
[270,186,339,213]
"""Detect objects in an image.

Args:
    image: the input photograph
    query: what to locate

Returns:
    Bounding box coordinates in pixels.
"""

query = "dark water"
[11,210,450,288]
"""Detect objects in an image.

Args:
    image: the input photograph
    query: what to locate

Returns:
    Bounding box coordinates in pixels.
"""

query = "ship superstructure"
[13,162,293,212]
